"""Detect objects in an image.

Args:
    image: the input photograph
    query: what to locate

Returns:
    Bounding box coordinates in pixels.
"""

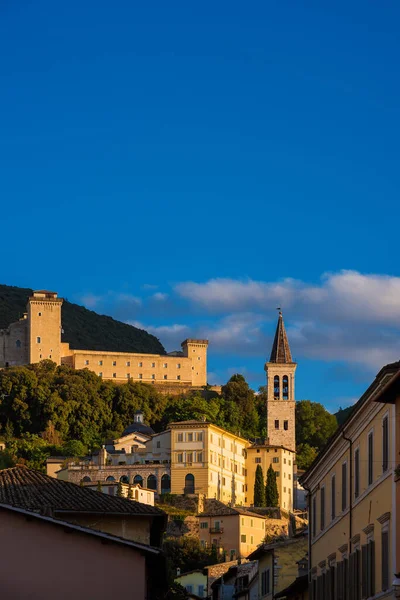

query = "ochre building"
[0,290,208,388]
[300,361,399,600]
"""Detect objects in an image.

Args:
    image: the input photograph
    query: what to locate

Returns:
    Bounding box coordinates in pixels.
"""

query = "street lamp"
[392,573,400,598]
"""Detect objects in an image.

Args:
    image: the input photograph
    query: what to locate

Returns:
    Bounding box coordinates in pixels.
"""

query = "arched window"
[15,340,21,348]
[147,474,157,490]
[161,474,171,494]
[185,473,195,495]
[106,476,115,482]
[133,474,143,486]
[274,376,280,399]
[282,375,289,400]
[82,476,91,482]
[120,475,129,484]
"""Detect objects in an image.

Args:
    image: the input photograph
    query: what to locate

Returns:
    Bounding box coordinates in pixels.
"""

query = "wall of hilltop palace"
[0,317,29,367]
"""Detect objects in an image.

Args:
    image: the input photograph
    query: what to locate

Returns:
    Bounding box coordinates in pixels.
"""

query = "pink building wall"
[0,509,147,600]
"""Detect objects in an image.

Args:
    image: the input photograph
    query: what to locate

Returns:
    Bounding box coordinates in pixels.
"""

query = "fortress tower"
[27,291,63,365]
[264,311,297,452]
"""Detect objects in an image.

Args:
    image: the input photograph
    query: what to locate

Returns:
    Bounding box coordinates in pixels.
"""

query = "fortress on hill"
[0,290,208,390]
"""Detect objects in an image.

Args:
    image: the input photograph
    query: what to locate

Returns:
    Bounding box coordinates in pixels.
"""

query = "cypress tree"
[265,464,279,507]
[117,481,124,497]
[253,464,265,507]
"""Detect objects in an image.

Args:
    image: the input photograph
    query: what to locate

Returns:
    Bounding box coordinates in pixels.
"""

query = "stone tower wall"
[28,292,63,365]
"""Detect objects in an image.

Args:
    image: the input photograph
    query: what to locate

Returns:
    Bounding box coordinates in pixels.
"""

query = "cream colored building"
[198,505,267,559]
[300,360,399,600]
[175,570,207,598]
[170,420,249,504]
[246,445,294,510]
[0,290,208,388]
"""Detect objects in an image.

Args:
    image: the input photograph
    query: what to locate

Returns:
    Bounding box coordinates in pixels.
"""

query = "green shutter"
[361,545,367,599]
[381,530,389,591]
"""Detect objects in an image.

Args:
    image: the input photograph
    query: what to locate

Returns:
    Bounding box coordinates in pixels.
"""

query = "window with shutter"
[381,530,389,591]
[355,549,361,600]
[342,463,347,511]
[312,495,317,538]
[337,562,343,600]
[330,565,336,600]
[361,545,367,599]
[368,540,375,598]
[321,487,325,530]
[368,432,373,486]
[331,475,336,520]
[354,449,360,499]
[343,558,348,600]
[382,416,389,472]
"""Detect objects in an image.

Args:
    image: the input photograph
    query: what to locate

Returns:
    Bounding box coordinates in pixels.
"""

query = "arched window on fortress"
[282,375,289,400]
[274,376,280,399]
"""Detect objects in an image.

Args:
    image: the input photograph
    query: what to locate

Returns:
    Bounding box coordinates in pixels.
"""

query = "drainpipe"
[302,483,312,592]
[342,430,353,554]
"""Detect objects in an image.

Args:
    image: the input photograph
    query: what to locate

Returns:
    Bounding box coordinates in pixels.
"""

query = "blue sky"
[1,1,400,411]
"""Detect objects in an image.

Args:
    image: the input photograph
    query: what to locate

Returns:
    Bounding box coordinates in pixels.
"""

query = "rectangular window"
[382,416,389,472]
[177,363,181,368]
[187,433,193,442]
[85,360,89,365]
[284,420,288,430]
[112,361,117,366]
[151,362,155,368]
[138,374,142,379]
[185,585,193,594]
[241,534,246,543]
[275,471,280,477]
[368,432,373,486]
[275,420,279,429]
[255,457,261,464]
[163,374,167,380]
[177,433,183,442]
[198,585,204,596]
[355,448,360,499]
[151,374,155,379]
[312,495,317,538]
[342,462,347,511]
[177,453,183,463]
[177,375,181,380]
[381,529,389,591]
[200,522,208,529]
[198,432,203,441]
[320,486,325,530]
[126,373,130,379]
[272,457,279,464]
[98,360,103,366]
[362,540,375,598]
[36,336,41,343]
[126,361,130,367]
[331,475,336,520]
[112,373,117,378]
[187,452,193,464]
[197,452,203,463]
[163,363,167,368]
[222,477,226,486]
[98,372,102,378]
[156,441,161,448]
[138,361,142,367]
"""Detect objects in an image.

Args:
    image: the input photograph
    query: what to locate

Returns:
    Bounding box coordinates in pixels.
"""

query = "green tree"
[221,374,259,438]
[265,464,279,507]
[296,443,319,470]
[253,464,265,507]
[117,481,124,497]
[295,400,337,451]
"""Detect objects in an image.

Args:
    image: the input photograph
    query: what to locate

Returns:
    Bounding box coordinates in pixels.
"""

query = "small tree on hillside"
[253,464,265,507]
[117,481,124,497]
[265,464,279,507]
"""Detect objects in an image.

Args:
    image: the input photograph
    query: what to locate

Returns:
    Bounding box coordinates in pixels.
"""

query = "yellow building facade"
[300,361,399,600]
[0,291,208,388]
[246,445,294,510]
[198,507,267,559]
[170,421,249,504]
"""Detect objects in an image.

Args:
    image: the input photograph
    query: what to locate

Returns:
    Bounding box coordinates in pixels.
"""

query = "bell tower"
[264,311,296,452]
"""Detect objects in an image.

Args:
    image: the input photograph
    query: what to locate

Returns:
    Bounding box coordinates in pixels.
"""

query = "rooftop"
[0,466,165,517]
[269,311,294,364]
[198,499,266,519]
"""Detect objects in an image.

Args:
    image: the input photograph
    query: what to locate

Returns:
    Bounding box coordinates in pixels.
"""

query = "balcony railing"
[210,527,224,534]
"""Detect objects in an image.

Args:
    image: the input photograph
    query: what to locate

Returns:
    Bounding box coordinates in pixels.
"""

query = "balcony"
[209,527,224,534]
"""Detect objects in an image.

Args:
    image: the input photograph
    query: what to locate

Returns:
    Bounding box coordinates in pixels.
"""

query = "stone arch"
[282,375,289,400]
[184,473,195,494]
[82,476,91,482]
[133,474,143,486]
[161,473,171,494]
[274,375,280,399]
[106,476,116,482]
[120,475,129,484]
[147,474,157,490]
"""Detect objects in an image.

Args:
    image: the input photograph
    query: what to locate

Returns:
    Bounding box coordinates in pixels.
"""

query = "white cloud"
[152,292,168,301]
[129,321,191,352]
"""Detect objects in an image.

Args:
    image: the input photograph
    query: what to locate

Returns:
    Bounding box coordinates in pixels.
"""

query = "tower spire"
[269,310,293,364]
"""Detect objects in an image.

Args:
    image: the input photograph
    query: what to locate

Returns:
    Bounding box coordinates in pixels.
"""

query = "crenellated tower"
[264,311,296,452]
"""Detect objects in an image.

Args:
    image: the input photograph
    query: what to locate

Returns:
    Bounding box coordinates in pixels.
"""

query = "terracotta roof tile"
[0,466,164,517]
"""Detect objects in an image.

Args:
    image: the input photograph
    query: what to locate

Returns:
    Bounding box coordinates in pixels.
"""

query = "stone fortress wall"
[0,290,208,388]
